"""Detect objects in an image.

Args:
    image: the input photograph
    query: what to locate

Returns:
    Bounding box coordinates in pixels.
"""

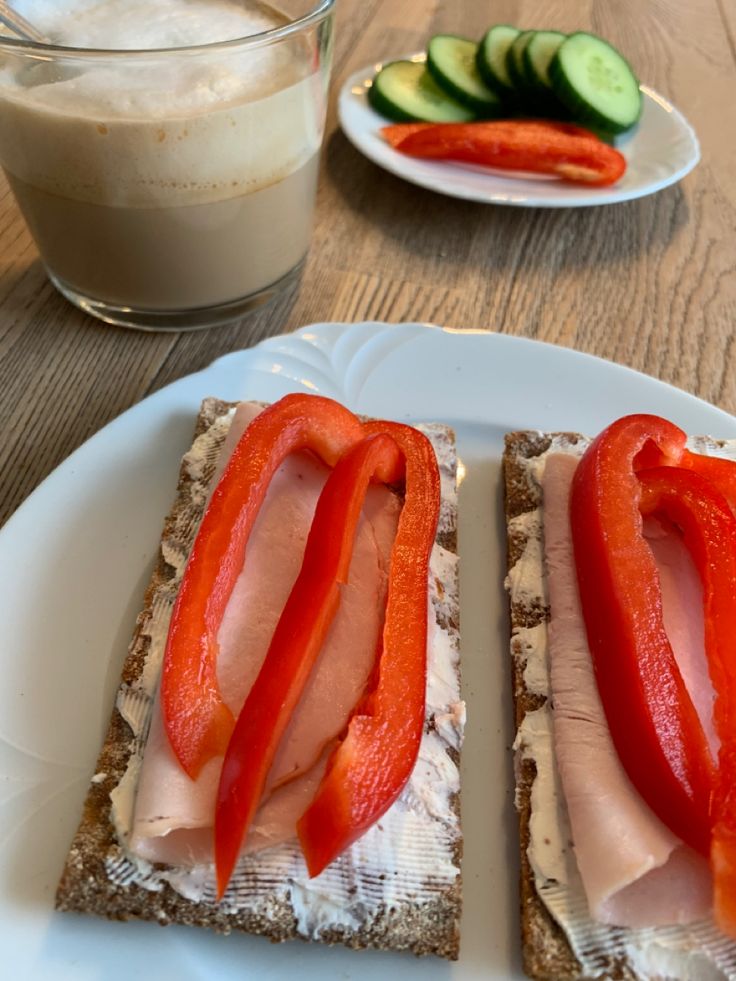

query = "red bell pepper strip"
[628,425,736,514]
[570,415,714,855]
[381,122,430,146]
[162,394,365,779]
[622,426,736,635]
[213,432,404,898]
[676,451,736,515]
[637,466,736,936]
[298,420,440,877]
[381,120,627,187]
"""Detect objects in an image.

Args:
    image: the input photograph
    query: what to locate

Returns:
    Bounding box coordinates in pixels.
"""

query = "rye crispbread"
[56,399,462,960]
[503,432,635,981]
[503,430,736,981]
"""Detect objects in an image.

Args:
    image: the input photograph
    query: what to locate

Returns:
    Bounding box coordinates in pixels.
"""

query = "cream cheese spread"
[104,406,463,939]
[506,433,736,980]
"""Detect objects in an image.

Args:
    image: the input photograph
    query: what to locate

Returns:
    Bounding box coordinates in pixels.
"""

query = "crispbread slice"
[56,399,462,960]
[504,431,593,981]
[503,430,736,981]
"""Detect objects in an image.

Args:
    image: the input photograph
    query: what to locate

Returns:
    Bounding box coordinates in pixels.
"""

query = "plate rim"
[4,321,734,540]
[2,321,736,980]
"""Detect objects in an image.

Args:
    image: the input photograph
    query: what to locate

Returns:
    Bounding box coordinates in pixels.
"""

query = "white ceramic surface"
[338,56,700,207]
[2,322,735,981]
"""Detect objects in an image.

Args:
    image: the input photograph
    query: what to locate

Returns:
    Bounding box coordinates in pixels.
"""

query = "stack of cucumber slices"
[369,28,642,136]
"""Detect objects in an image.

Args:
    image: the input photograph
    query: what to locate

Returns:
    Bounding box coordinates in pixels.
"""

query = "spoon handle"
[0,3,48,44]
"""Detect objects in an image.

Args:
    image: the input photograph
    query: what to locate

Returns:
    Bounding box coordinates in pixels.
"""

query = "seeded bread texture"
[503,432,635,981]
[56,398,462,960]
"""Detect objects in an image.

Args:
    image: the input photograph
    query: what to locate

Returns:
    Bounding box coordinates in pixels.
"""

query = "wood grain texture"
[0,0,735,526]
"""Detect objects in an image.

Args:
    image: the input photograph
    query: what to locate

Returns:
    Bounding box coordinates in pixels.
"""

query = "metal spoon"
[0,2,48,44]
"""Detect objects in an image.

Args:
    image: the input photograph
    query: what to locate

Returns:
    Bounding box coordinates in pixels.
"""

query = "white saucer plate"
[338,56,700,207]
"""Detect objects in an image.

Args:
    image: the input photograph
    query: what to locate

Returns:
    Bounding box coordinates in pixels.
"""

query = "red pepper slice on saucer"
[298,420,440,877]
[214,432,405,898]
[637,466,736,937]
[161,394,365,779]
[570,414,714,855]
[381,119,627,186]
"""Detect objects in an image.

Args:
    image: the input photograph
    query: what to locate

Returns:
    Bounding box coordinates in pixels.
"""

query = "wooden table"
[1,0,734,527]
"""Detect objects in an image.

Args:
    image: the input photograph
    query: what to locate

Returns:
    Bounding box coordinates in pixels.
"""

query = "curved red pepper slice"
[298,420,440,877]
[381,120,626,186]
[162,395,364,779]
[638,466,736,935]
[213,433,405,898]
[678,451,736,515]
[570,415,714,855]
[632,433,736,514]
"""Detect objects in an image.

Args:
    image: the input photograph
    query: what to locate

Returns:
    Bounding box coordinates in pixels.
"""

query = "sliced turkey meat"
[129,402,400,865]
[542,452,712,927]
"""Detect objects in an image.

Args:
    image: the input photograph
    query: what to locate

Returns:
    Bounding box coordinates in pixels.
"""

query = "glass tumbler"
[0,1,334,330]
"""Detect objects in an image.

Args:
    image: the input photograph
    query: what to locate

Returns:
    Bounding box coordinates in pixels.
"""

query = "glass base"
[48,262,303,332]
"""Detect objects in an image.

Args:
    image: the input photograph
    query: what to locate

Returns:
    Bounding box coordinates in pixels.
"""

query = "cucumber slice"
[426,35,504,115]
[369,60,475,123]
[550,32,642,133]
[524,30,566,92]
[476,24,519,96]
[506,30,536,98]
[522,29,568,117]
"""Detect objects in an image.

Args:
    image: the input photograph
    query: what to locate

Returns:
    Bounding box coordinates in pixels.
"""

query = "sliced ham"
[129,402,400,866]
[645,516,718,756]
[542,452,712,927]
[131,737,330,865]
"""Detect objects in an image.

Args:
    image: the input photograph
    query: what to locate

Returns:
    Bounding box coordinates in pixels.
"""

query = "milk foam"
[14,0,282,50]
[0,1,324,205]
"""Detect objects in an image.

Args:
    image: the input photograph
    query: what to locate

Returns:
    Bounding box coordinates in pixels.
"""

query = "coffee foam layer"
[15,0,285,49]
[0,2,324,205]
[0,75,322,205]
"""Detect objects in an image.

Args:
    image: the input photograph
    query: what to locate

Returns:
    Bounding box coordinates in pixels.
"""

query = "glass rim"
[0,0,334,58]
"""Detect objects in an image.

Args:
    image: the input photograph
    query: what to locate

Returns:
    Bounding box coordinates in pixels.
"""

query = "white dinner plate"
[2,322,734,981]
[338,56,700,207]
